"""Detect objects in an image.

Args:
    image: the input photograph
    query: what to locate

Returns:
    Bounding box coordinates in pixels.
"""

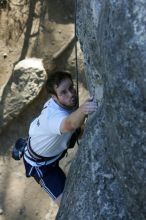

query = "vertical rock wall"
[56,1,146,219]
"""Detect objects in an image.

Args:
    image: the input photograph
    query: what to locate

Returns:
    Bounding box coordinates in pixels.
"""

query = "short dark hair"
[46,71,73,95]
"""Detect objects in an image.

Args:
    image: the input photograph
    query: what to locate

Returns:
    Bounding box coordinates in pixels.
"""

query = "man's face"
[52,78,78,109]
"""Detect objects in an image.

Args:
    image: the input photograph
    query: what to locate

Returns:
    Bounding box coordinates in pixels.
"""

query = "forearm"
[60,107,86,133]
[60,97,97,133]
[65,107,86,130]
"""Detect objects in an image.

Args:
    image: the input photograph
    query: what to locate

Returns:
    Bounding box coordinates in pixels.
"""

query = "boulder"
[56,1,146,219]
[0,58,46,133]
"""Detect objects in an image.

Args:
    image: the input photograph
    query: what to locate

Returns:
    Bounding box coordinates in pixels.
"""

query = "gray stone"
[0,58,46,133]
[56,1,146,219]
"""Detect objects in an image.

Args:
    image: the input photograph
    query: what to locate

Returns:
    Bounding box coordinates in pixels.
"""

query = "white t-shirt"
[24,98,74,166]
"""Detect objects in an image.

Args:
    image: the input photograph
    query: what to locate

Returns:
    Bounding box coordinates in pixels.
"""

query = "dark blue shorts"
[23,158,66,200]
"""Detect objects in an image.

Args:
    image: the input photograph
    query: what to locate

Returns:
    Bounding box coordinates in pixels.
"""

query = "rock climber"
[23,71,97,206]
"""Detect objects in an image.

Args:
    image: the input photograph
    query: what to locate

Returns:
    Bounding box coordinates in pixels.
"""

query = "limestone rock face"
[0,58,46,132]
[57,1,146,220]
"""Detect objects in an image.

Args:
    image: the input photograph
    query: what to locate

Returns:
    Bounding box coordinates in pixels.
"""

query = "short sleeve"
[48,112,68,135]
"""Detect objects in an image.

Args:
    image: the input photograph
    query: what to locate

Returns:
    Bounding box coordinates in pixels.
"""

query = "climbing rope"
[74,0,79,106]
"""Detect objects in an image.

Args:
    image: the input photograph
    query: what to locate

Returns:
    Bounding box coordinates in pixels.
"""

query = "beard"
[58,96,78,110]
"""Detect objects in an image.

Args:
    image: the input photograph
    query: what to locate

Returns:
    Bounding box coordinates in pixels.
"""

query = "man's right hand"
[79,97,97,115]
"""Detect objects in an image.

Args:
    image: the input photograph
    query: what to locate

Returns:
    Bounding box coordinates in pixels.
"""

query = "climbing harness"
[12,128,81,162]
[12,137,62,162]
[26,137,62,162]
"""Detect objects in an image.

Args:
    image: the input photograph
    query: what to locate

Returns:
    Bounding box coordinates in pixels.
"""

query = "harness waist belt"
[26,137,61,162]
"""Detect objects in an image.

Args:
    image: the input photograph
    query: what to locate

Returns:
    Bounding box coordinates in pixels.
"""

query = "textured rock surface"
[0,58,46,132]
[56,1,146,219]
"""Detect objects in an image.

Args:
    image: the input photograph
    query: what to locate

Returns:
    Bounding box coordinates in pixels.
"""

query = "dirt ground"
[0,155,59,220]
